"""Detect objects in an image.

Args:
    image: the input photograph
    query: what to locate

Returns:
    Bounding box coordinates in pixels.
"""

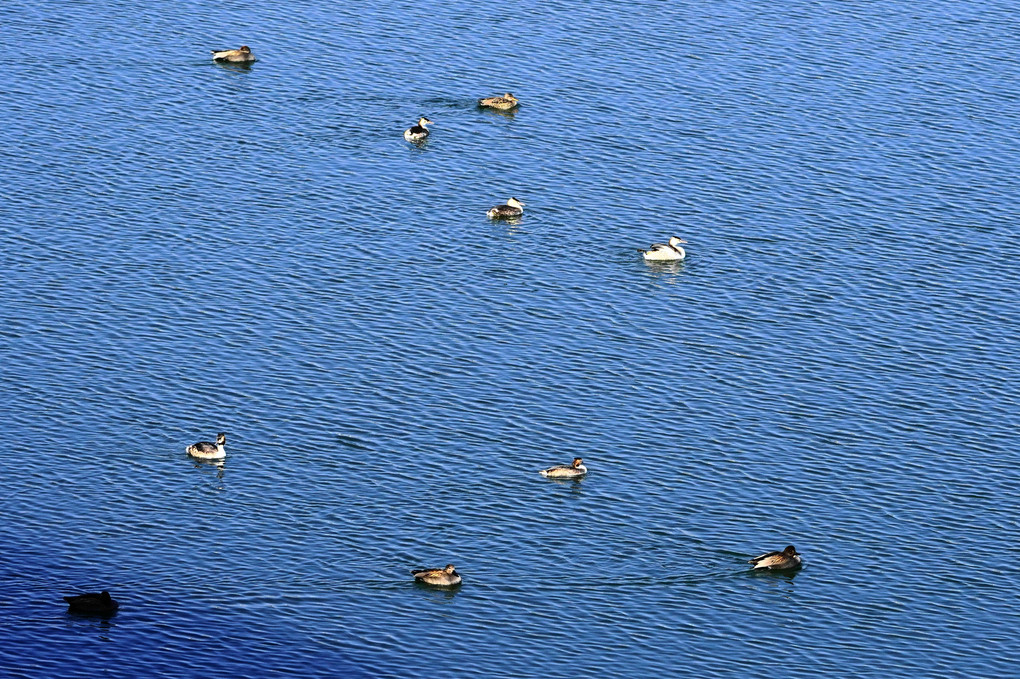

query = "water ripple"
[3,0,1020,677]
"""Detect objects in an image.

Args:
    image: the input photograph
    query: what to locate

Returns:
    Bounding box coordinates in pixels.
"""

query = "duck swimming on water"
[487,197,525,219]
[411,564,462,586]
[64,590,119,615]
[187,432,226,460]
[404,117,433,143]
[640,236,687,261]
[478,93,519,110]
[539,457,587,478]
[211,45,255,63]
[748,545,802,571]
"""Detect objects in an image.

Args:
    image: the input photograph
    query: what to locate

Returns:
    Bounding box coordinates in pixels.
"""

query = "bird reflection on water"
[414,583,461,603]
[191,457,226,485]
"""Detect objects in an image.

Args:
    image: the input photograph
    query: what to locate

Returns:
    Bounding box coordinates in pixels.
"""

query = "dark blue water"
[2,1,1019,676]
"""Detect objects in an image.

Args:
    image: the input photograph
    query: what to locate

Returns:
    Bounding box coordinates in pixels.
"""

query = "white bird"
[640,236,687,261]
[187,432,226,460]
[487,197,525,219]
[404,117,433,143]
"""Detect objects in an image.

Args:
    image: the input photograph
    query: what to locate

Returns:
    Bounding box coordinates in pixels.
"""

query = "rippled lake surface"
[2,1,1019,676]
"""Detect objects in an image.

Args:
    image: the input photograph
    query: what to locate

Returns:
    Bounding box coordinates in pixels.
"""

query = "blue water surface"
[2,1,1019,677]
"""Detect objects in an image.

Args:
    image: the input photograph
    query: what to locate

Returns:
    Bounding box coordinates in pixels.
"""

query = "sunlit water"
[2,1,1019,676]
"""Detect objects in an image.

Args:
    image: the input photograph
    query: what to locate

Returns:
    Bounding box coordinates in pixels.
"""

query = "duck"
[404,117,433,143]
[63,590,119,615]
[411,564,462,586]
[187,432,226,460]
[748,545,802,571]
[640,236,687,261]
[487,197,525,219]
[211,45,255,63]
[478,93,519,110]
[539,457,587,478]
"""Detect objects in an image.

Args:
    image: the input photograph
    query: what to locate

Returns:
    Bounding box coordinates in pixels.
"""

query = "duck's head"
[216,432,227,445]
[668,236,688,246]
[239,46,251,53]
[783,546,798,556]
[507,197,525,209]
[504,93,517,101]
[572,457,584,468]
[418,117,433,127]
[444,564,457,573]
